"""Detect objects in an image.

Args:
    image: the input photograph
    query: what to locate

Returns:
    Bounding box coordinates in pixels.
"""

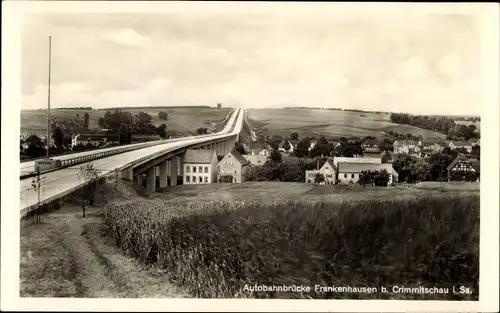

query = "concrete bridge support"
[146,167,155,195]
[170,156,178,186]
[159,160,168,188]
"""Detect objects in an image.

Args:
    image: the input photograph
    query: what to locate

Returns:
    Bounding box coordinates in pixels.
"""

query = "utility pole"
[46,36,52,159]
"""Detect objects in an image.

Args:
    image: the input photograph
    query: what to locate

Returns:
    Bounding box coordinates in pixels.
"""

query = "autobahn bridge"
[20,108,245,217]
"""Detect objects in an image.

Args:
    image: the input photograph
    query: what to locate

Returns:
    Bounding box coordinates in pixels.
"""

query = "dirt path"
[20,203,189,298]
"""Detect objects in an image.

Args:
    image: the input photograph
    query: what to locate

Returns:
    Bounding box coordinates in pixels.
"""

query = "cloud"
[20,12,481,115]
[100,28,150,47]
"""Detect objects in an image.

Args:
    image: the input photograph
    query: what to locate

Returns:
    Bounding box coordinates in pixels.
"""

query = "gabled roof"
[470,159,480,173]
[320,159,336,171]
[184,149,217,164]
[394,140,417,146]
[450,141,472,146]
[242,154,268,166]
[446,153,471,171]
[228,150,250,165]
[338,162,398,175]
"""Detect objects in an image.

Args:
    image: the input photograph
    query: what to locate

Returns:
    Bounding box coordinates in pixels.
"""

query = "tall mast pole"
[46,36,51,158]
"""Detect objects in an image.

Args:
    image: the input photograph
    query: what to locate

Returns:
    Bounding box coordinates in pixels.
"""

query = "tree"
[84,112,90,128]
[30,170,47,223]
[98,117,106,129]
[136,111,152,127]
[158,111,168,120]
[52,127,65,151]
[156,124,167,138]
[471,145,480,160]
[290,132,299,141]
[77,162,101,218]
[233,142,246,155]
[294,137,311,158]
[25,134,46,158]
[314,173,325,184]
[358,170,390,187]
[196,127,208,135]
[269,149,282,163]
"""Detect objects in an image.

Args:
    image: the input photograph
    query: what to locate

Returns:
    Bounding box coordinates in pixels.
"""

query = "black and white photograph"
[1,1,498,312]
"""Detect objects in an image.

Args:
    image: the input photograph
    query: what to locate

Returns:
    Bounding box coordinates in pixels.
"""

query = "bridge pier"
[170,157,178,186]
[159,160,168,188]
[146,167,155,194]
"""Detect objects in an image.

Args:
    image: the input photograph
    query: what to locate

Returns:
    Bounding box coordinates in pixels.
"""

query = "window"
[234,177,237,183]
[199,166,203,172]
[351,174,355,179]
[186,176,190,183]
[344,174,347,178]
[204,176,208,183]
[186,166,190,173]
[199,176,203,183]
[204,166,208,173]
[193,167,197,173]
[192,176,196,182]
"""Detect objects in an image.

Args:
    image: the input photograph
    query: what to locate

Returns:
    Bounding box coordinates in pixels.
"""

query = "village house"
[183,149,218,184]
[337,163,399,186]
[448,140,473,153]
[361,139,381,153]
[446,153,480,182]
[305,159,336,185]
[249,142,272,157]
[393,140,420,155]
[218,150,251,183]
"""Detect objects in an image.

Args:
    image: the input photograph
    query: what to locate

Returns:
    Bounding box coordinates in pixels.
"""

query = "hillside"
[20,107,232,137]
[247,108,447,140]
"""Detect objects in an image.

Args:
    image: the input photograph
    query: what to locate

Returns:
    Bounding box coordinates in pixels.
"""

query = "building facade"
[305,159,337,184]
[217,150,251,183]
[183,149,218,184]
[337,163,398,186]
[446,153,480,182]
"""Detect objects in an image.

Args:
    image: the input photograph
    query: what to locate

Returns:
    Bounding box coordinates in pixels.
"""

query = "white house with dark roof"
[305,159,337,184]
[337,163,398,186]
[183,149,218,184]
[393,140,420,155]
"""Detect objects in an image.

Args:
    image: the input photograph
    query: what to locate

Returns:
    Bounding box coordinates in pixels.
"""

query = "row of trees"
[390,113,480,141]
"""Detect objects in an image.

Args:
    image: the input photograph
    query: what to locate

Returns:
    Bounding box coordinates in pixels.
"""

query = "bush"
[105,195,479,300]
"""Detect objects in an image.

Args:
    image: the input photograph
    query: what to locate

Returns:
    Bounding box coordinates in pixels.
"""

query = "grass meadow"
[20,107,232,136]
[104,190,479,300]
[246,108,447,140]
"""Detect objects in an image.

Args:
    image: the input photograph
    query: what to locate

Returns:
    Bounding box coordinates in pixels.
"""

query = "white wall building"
[183,149,218,184]
[337,163,398,186]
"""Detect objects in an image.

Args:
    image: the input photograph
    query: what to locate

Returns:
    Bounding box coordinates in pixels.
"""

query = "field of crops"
[20,107,231,136]
[105,194,479,300]
[246,108,446,140]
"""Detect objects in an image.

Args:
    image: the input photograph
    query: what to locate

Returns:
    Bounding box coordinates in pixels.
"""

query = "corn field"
[104,195,479,300]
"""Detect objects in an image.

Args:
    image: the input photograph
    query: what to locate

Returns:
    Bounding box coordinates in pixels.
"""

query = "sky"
[20,7,482,115]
